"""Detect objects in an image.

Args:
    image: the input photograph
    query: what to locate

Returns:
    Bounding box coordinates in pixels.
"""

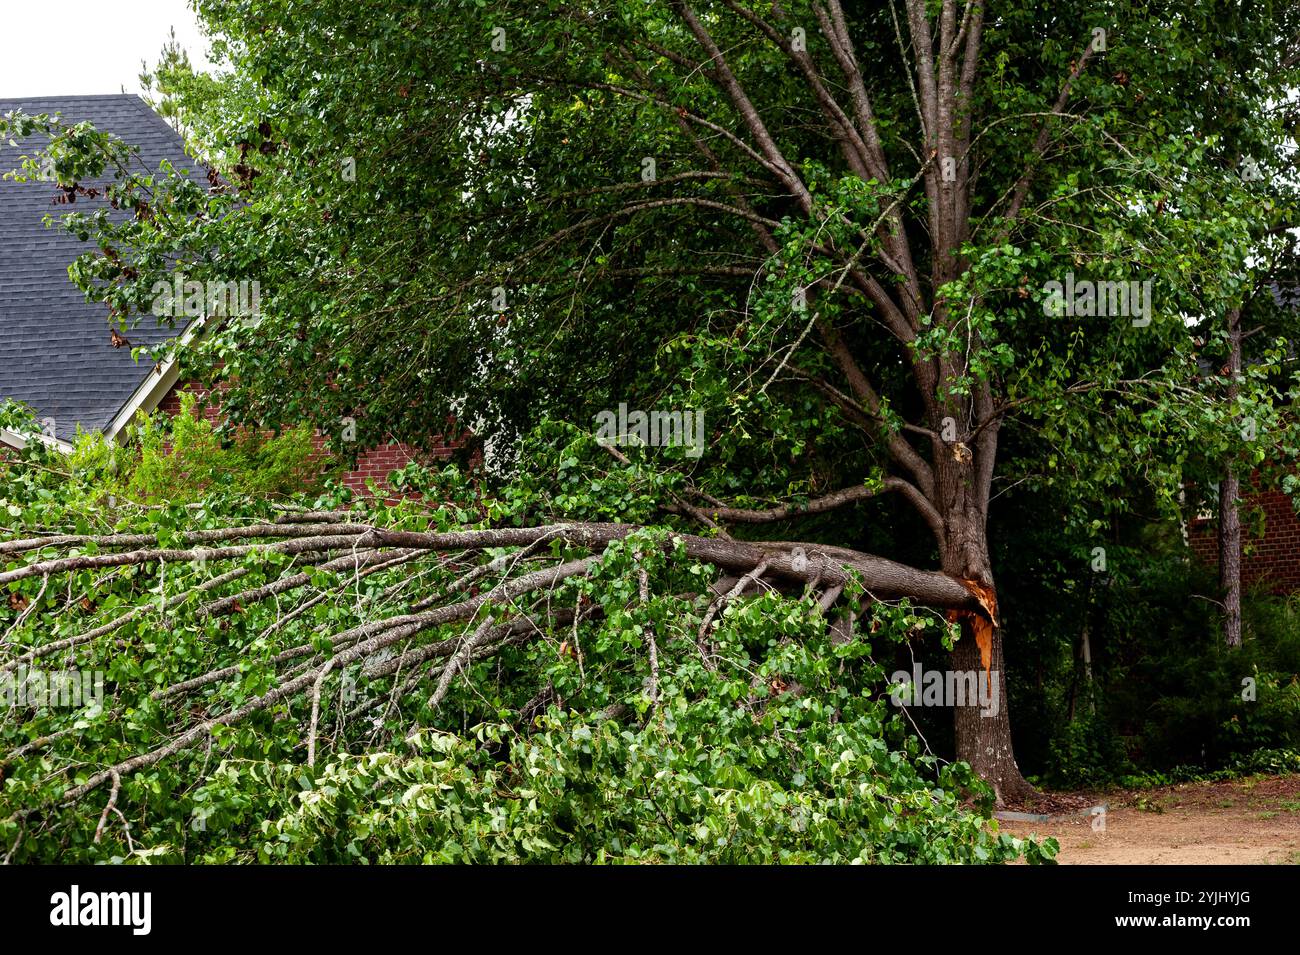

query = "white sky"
[0,0,214,98]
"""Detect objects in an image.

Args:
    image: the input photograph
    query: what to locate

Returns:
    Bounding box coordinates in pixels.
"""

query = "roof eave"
[0,426,74,455]
[104,319,204,443]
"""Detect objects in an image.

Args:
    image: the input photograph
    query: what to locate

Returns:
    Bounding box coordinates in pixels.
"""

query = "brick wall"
[1189,485,1300,593]
[341,442,452,495]
[156,380,458,496]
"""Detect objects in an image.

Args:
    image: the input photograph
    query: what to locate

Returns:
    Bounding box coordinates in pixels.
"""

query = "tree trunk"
[939,461,1035,806]
[951,617,1034,806]
[1221,305,1243,649]
[1219,471,1242,648]
[1080,622,1095,716]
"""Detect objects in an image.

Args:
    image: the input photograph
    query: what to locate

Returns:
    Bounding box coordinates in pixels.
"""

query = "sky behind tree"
[0,0,212,98]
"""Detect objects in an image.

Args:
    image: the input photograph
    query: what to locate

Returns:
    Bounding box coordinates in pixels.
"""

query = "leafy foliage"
[72,392,328,503]
[0,441,1051,863]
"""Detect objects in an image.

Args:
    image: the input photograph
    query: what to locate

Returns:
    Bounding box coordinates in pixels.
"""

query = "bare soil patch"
[1000,774,1300,864]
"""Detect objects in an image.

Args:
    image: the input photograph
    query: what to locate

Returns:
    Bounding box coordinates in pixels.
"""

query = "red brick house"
[1189,486,1300,593]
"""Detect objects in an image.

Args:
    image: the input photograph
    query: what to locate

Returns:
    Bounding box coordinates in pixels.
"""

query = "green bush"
[68,391,330,503]
[1044,714,1132,789]
[1036,560,1300,787]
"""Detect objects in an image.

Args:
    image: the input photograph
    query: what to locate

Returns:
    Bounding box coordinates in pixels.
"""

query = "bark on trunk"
[1220,471,1242,648]
[1220,306,1243,649]
[951,617,1034,805]
[939,457,1035,806]
[1080,622,1095,716]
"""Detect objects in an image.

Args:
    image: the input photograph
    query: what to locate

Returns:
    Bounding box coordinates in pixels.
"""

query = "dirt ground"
[1000,774,1300,864]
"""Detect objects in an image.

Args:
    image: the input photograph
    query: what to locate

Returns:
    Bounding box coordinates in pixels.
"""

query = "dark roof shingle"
[0,94,195,443]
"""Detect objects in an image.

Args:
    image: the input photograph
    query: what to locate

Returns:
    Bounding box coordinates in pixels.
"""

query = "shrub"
[68,390,330,502]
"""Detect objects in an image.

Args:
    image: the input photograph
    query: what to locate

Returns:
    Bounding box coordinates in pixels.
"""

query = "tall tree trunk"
[1221,306,1243,649]
[1219,475,1242,647]
[940,459,1035,806]
[1080,622,1095,715]
[951,617,1034,805]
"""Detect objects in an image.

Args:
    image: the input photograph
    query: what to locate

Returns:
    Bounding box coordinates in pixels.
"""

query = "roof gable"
[0,94,195,443]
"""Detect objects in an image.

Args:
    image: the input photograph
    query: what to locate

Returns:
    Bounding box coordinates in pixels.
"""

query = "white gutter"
[0,426,74,455]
